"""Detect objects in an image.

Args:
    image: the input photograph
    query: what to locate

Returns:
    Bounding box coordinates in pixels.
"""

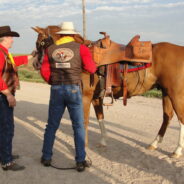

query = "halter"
[35,27,54,66]
[38,27,54,50]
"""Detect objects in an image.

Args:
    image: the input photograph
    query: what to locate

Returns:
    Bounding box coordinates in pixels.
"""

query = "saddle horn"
[99,32,109,38]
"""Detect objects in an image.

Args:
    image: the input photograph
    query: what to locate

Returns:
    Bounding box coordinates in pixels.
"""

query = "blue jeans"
[42,84,86,162]
[0,93,14,165]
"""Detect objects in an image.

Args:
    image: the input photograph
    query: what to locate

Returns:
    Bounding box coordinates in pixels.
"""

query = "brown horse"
[32,26,184,158]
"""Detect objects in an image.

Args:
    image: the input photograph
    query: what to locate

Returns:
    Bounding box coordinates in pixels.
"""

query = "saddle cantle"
[91,33,152,66]
[125,35,152,62]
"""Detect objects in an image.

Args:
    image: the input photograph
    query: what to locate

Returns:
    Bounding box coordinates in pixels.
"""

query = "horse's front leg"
[148,93,174,150]
[83,93,94,147]
[92,98,107,147]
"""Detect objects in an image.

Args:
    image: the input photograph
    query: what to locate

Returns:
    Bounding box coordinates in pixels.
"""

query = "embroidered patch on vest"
[55,62,71,68]
[52,48,74,63]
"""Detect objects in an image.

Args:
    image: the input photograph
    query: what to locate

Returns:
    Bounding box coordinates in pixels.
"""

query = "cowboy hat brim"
[0,31,20,38]
[56,30,79,35]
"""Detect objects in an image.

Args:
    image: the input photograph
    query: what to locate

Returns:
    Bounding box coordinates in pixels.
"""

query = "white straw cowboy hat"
[56,22,79,35]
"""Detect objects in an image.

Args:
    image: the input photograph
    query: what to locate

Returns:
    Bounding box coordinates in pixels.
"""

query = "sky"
[0,0,184,53]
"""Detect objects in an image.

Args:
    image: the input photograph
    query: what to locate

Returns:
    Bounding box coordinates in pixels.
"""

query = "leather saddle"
[91,32,152,66]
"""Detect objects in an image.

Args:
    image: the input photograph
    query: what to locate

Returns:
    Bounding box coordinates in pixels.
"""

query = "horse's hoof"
[170,153,181,158]
[147,145,157,150]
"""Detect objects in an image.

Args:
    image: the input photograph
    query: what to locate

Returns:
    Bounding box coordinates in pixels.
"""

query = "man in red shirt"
[40,22,96,172]
[0,26,33,171]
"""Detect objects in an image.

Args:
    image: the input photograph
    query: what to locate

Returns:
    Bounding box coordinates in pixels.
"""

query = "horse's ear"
[31,26,45,34]
[31,27,39,33]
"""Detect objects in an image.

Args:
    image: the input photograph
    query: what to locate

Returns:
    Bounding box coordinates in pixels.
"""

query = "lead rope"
[50,164,76,170]
[50,153,92,170]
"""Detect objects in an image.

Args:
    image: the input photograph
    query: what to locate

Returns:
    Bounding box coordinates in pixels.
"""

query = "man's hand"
[27,50,38,62]
[31,50,38,57]
[6,94,16,107]
[1,89,16,107]
[32,55,41,70]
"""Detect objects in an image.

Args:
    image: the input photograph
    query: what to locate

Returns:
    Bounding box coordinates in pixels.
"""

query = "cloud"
[0,0,184,53]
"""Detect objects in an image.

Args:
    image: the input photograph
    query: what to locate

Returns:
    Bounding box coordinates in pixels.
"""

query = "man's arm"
[40,51,51,83]
[80,44,97,74]
[13,55,30,66]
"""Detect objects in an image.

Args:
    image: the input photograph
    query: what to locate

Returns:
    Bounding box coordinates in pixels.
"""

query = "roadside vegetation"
[18,62,44,83]
[14,54,44,83]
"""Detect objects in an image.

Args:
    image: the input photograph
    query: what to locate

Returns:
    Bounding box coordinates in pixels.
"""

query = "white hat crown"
[56,22,78,35]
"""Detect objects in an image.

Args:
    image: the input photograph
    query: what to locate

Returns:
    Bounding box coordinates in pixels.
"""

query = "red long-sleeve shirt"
[40,44,97,83]
[0,44,28,91]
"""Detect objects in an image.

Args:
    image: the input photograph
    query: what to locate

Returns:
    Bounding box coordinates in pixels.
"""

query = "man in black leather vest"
[40,22,96,172]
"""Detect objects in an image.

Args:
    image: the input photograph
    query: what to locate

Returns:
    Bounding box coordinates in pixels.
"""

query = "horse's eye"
[41,41,45,46]
[88,43,92,48]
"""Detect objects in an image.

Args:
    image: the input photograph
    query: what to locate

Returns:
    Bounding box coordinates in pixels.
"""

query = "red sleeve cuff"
[14,55,28,66]
[80,45,97,74]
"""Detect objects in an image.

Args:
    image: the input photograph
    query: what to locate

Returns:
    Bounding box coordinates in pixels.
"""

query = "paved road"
[0,81,183,184]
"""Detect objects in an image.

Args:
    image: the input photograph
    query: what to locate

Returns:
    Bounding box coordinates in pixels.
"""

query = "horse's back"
[153,42,184,67]
[152,42,184,91]
[153,42,184,58]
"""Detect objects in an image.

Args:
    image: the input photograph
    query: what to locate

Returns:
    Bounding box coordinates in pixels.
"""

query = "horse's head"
[31,26,61,69]
[32,26,61,52]
[32,25,93,51]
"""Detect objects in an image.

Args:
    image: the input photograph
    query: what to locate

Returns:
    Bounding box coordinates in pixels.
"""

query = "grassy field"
[13,54,44,83]
[18,62,44,83]
[142,89,162,98]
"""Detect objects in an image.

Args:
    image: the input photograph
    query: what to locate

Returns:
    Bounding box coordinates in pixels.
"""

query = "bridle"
[35,27,54,64]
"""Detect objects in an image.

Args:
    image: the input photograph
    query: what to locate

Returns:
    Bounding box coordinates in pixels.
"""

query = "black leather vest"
[48,42,82,85]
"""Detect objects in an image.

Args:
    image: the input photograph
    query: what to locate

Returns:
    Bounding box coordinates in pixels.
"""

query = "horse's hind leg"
[169,95,184,158]
[172,122,184,158]
[148,93,174,150]
[92,98,107,147]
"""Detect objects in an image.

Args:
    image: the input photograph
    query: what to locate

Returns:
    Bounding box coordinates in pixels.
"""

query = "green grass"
[18,68,44,83]
[12,53,44,83]
[16,55,45,83]
[142,89,162,98]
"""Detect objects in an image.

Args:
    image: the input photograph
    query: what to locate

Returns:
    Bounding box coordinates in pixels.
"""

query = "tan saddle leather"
[91,32,152,66]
